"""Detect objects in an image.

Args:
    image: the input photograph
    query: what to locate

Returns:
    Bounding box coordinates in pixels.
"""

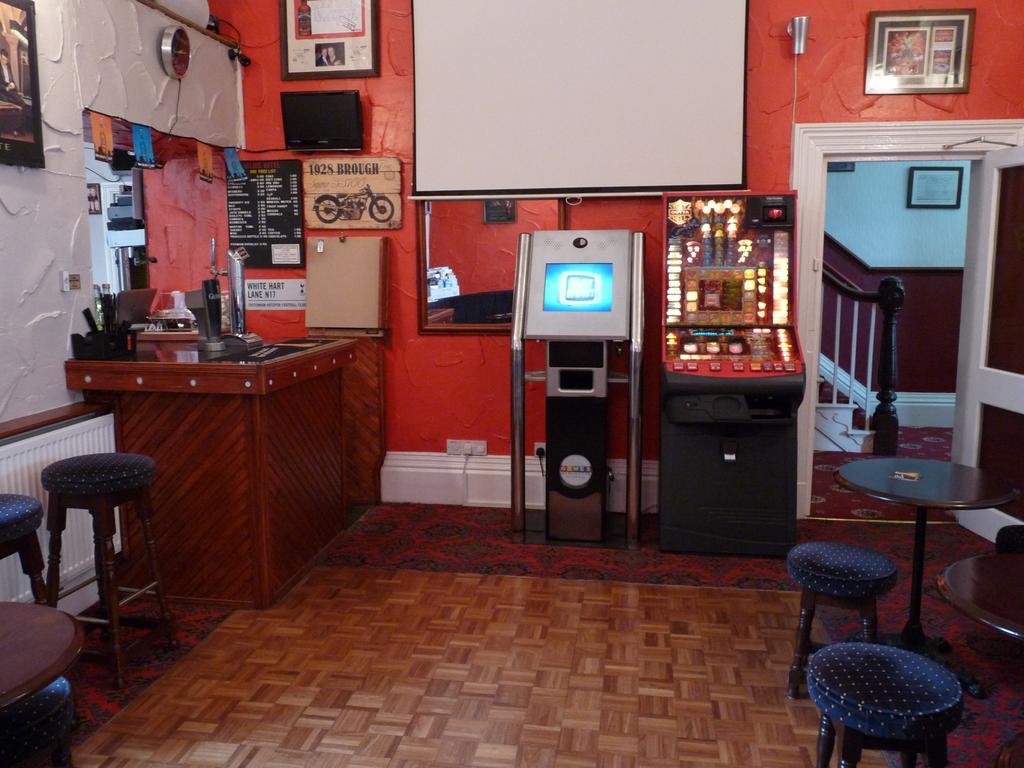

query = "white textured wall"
[0,0,242,422]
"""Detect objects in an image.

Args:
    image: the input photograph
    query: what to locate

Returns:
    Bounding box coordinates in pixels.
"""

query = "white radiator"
[0,413,117,605]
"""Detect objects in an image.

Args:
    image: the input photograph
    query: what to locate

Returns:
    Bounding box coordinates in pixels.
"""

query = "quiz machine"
[510,230,644,547]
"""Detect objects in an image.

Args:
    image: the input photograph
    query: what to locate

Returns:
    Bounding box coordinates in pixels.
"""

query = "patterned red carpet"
[810,426,954,521]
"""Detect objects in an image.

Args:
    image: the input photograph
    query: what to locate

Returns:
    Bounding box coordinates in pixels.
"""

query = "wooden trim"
[825,233,964,274]
[0,403,110,443]
[133,0,240,49]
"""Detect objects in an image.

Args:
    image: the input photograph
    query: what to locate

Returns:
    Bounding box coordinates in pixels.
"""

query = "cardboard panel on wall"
[302,157,401,229]
[305,235,388,334]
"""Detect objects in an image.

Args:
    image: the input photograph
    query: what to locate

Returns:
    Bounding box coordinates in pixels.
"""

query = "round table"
[835,458,1018,650]
[0,602,82,709]
[939,554,1024,765]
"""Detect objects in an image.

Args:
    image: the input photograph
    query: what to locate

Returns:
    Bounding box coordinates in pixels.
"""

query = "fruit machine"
[510,230,645,548]
[659,193,805,556]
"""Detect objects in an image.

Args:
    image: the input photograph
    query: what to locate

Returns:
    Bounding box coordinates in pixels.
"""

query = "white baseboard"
[955,507,1022,543]
[381,452,661,513]
[894,392,956,428]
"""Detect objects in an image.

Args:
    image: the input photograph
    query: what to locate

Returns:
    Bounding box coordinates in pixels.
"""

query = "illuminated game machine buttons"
[709,362,721,372]
[785,363,796,372]
[686,361,699,372]
[733,362,745,372]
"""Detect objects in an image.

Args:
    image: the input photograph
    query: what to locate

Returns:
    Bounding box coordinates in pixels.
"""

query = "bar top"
[66,338,357,396]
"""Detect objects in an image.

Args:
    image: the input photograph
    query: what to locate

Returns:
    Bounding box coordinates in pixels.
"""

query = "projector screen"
[412,0,748,198]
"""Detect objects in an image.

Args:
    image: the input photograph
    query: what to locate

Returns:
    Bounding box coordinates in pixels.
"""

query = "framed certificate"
[906,166,964,209]
[280,0,379,80]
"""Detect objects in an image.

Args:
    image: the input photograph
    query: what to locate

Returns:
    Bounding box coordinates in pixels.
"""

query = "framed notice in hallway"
[0,0,43,168]
[280,0,379,79]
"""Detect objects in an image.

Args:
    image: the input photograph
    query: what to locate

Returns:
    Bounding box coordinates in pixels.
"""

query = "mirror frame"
[417,199,566,334]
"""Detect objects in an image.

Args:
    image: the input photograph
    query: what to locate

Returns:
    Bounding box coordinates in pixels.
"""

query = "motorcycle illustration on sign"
[312,185,396,225]
[301,157,402,230]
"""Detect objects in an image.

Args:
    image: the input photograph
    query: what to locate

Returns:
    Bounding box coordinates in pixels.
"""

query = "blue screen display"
[543,263,613,312]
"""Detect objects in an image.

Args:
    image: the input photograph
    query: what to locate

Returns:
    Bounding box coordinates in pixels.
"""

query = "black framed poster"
[227,159,305,268]
[0,0,44,168]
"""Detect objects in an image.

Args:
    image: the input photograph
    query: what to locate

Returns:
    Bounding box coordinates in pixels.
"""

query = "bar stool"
[0,677,75,767]
[808,643,963,767]
[786,541,897,699]
[0,494,47,604]
[42,452,176,688]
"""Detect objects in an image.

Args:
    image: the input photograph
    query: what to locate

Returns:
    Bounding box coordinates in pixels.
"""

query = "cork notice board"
[305,236,388,335]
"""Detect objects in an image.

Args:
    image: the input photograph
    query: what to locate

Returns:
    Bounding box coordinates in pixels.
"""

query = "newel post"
[873,276,904,455]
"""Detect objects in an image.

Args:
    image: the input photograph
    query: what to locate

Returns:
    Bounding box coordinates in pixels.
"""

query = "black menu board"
[227,160,304,268]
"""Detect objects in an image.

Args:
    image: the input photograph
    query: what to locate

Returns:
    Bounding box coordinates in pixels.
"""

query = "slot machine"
[510,230,645,546]
[659,193,805,555]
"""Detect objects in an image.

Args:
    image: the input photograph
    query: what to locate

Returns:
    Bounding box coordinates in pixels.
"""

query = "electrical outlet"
[534,442,546,457]
[59,271,82,292]
[466,440,487,456]
[446,439,464,456]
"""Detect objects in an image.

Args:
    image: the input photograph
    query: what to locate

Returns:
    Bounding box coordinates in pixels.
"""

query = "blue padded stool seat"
[41,453,155,496]
[808,644,962,767]
[787,541,897,599]
[0,676,74,767]
[0,494,43,544]
[786,542,897,700]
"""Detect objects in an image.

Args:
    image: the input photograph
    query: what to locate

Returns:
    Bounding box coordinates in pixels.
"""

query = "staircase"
[815,257,904,455]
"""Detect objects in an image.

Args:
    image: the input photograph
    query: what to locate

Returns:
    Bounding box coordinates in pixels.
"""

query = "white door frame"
[790,119,1024,519]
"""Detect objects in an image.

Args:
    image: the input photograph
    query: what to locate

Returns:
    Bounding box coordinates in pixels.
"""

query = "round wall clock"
[160,26,191,79]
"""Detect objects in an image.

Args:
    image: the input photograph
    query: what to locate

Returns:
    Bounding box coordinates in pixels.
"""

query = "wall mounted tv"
[281,91,363,152]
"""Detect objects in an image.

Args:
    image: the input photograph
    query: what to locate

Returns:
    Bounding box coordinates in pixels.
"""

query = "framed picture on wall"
[0,0,44,168]
[907,166,964,209]
[280,0,379,80]
[865,9,975,95]
[483,199,516,223]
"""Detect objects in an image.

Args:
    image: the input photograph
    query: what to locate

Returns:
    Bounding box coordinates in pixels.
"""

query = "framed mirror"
[418,198,565,333]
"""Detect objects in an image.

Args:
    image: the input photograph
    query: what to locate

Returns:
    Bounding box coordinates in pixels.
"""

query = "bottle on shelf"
[92,284,105,331]
[297,0,312,36]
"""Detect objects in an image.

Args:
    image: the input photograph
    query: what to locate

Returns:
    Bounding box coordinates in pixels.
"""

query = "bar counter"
[66,338,357,608]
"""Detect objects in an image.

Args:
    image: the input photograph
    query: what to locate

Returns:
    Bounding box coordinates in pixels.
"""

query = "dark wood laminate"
[998,732,1024,768]
[0,603,82,708]
[836,458,1019,510]
[0,403,110,443]
[342,338,384,505]
[937,554,1024,640]
[67,339,358,608]
[66,339,357,396]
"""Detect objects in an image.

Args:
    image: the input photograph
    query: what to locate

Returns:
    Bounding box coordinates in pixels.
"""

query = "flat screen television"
[281,91,363,152]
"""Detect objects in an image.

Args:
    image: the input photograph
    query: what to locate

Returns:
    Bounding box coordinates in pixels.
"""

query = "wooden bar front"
[65,339,357,608]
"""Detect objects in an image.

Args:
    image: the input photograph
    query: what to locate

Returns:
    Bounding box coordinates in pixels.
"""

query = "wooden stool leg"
[136,488,177,646]
[16,534,47,604]
[837,725,863,768]
[816,713,835,768]
[859,597,878,644]
[788,588,817,698]
[924,736,947,767]
[45,495,67,607]
[94,498,126,689]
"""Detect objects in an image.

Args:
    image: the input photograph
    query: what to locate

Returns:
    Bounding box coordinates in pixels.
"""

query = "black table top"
[836,457,1018,510]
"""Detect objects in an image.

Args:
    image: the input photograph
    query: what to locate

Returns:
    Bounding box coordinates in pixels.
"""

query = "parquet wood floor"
[75,567,887,767]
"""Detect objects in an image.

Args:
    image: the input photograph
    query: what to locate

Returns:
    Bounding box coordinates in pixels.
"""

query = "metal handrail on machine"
[509,232,645,548]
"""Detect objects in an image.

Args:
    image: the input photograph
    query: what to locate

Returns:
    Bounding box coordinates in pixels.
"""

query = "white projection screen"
[412,0,749,198]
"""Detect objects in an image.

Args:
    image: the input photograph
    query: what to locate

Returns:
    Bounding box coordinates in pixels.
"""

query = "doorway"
[790,119,1024,526]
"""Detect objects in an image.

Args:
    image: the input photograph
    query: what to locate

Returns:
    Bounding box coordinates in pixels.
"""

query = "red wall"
[204,0,1024,458]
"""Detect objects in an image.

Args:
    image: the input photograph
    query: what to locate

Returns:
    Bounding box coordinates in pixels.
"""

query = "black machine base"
[658,369,803,556]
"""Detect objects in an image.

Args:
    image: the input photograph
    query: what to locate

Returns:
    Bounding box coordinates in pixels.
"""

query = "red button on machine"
[709,362,721,372]
[686,362,699,372]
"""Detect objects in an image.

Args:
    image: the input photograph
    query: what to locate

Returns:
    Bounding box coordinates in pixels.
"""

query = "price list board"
[227,160,304,268]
